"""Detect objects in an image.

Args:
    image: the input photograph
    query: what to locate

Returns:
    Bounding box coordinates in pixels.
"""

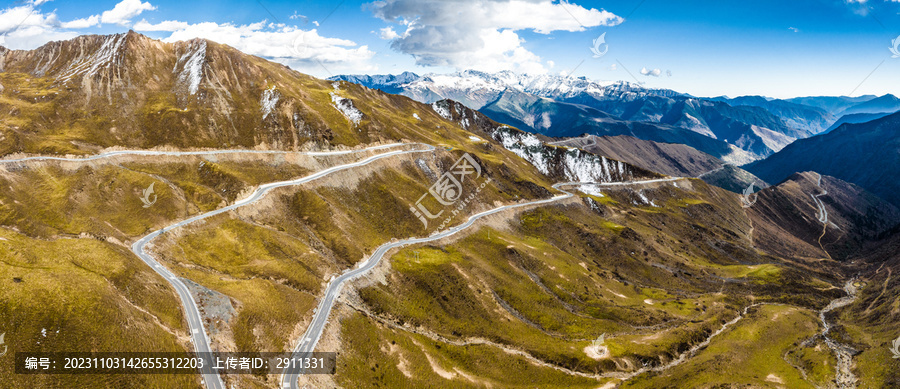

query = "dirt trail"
[818,280,859,389]
[811,172,831,258]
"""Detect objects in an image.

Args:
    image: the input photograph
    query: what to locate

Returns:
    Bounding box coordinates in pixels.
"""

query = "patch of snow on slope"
[578,184,605,197]
[57,33,127,83]
[492,127,636,183]
[413,113,421,121]
[564,152,601,182]
[330,92,363,124]
[260,85,279,119]
[175,40,207,95]
[460,115,470,129]
[635,190,657,207]
[495,130,550,175]
[432,102,451,120]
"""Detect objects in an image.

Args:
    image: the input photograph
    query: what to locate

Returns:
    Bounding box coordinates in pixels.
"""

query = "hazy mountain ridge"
[746,111,900,207]
[710,95,835,134]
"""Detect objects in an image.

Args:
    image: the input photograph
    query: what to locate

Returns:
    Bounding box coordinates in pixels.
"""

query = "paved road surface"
[4,142,426,389]
[281,176,685,389]
[0,143,407,164]
[129,143,433,389]
[811,172,829,224]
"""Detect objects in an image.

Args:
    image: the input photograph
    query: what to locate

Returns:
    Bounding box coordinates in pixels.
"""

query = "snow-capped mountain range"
[334,70,684,110]
[332,70,899,163]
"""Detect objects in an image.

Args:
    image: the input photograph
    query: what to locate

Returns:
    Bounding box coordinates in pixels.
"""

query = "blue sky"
[1,0,899,98]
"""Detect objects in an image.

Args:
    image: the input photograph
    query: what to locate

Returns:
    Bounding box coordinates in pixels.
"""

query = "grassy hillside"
[324,179,857,387]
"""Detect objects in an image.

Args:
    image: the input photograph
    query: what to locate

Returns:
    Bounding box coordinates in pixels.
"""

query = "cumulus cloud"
[640,67,661,77]
[0,3,78,49]
[132,19,188,31]
[0,0,163,49]
[369,0,623,73]
[379,26,401,40]
[0,0,374,76]
[61,15,100,29]
[134,20,376,74]
[100,0,156,25]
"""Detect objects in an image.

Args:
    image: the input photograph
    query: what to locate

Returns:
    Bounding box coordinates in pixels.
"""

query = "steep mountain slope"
[745,111,900,207]
[476,89,756,164]
[710,95,835,134]
[746,172,900,261]
[550,134,722,178]
[836,227,900,388]
[430,99,661,184]
[785,95,877,116]
[652,99,807,156]
[825,111,893,133]
[839,94,900,116]
[548,134,768,193]
[328,169,900,389]
[0,31,425,155]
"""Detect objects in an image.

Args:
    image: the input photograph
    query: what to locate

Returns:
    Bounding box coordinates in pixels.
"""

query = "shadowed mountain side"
[746,172,900,262]
[745,111,900,207]
[549,135,767,193]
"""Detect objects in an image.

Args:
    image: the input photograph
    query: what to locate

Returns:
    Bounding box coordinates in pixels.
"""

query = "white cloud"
[100,0,156,25]
[0,1,372,77]
[379,26,401,39]
[133,19,188,31]
[61,15,99,29]
[640,67,661,77]
[788,26,799,32]
[134,21,376,74]
[370,0,624,73]
[0,3,79,49]
[0,0,159,49]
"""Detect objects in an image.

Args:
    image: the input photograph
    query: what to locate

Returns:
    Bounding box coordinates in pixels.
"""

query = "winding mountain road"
[130,143,435,389]
[3,143,688,389]
[810,172,831,257]
[818,280,860,389]
[1,143,431,389]
[695,163,729,179]
[0,143,408,164]
[281,176,686,389]
[811,172,828,224]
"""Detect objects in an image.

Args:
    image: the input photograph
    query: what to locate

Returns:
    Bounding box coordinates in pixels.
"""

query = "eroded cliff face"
[430,99,660,184]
